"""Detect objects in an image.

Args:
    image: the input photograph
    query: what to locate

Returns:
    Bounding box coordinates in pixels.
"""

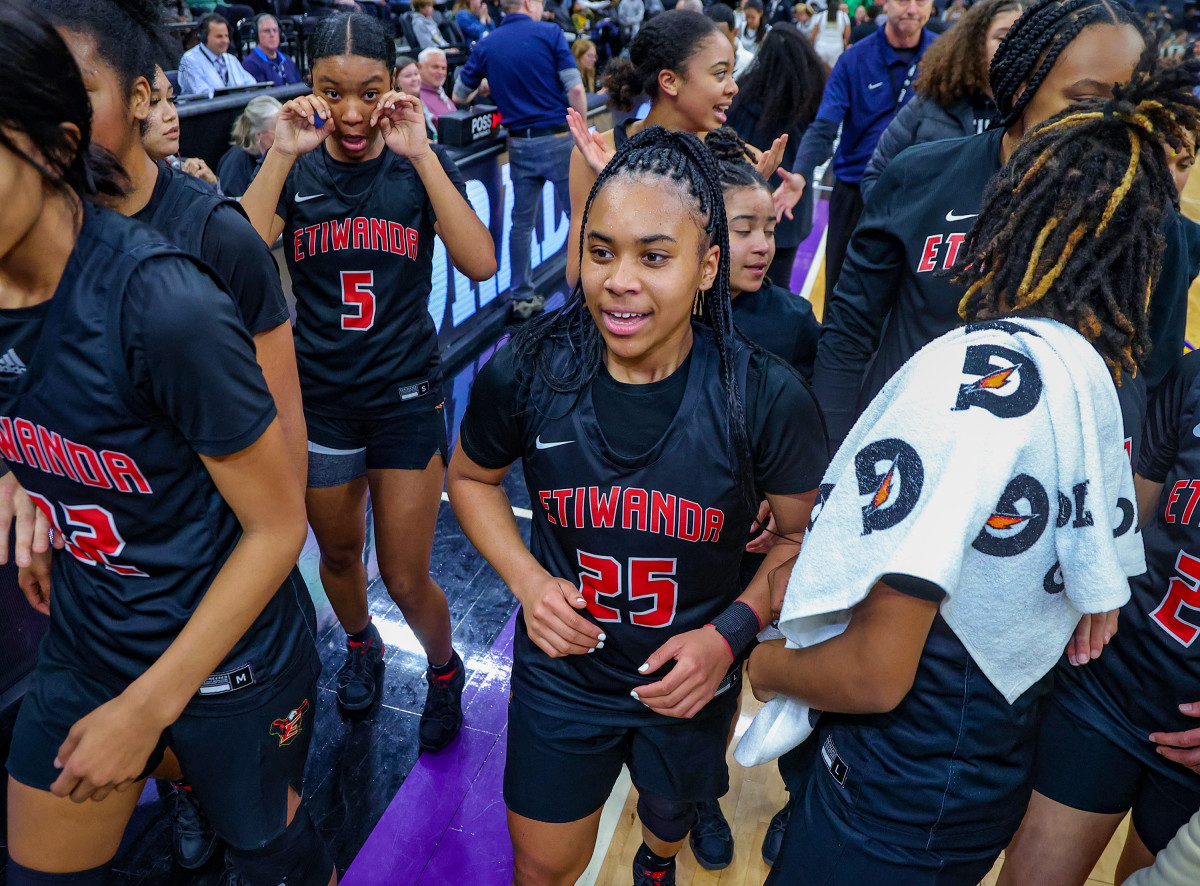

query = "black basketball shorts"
[8,654,320,851]
[305,399,448,487]
[1034,693,1200,854]
[503,679,740,824]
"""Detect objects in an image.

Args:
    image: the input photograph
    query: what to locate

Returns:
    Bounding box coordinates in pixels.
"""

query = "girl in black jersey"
[240,14,496,746]
[448,127,828,886]
[563,10,802,290]
[749,71,1198,886]
[42,0,307,485]
[0,6,333,886]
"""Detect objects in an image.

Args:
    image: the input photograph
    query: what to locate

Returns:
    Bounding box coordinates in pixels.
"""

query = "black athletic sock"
[634,842,675,873]
[346,618,375,644]
[429,650,461,675]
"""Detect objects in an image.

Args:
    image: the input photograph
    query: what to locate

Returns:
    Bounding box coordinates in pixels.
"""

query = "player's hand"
[371,91,430,160]
[632,626,733,719]
[273,94,334,158]
[567,107,614,175]
[1066,609,1119,666]
[516,575,604,657]
[746,500,779,554]
[773,169,805,223]
[18,549,52,616]
[182,156,218,186]
[753,134,788,180]
[50,693,165,803]
[747,639,785,703]
[1151,702,1200,773]
[0,472,61,571]
[768,554,798,622]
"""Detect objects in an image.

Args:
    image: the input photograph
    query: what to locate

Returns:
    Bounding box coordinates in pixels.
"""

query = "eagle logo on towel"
[973,473,1050,557]
[953,344,1042,419]
[855,439,924,535]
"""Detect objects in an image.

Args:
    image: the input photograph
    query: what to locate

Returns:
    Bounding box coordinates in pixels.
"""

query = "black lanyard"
[201,47,230,86]
[893,60,918,108]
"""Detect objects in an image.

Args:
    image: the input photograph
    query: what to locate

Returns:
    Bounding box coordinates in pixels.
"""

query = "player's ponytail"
[0,2,126,200]
[511,126,756,507]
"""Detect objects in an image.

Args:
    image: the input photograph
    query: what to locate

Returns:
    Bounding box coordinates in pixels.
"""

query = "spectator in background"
[708,2,757,75]
[395,54,441,137]
[144,64,222,189]
[942,0,966,23]
[217,95,281,197]
[811,0,851,67]
[619,0,645,39]
[162,0,192,21]
[850,2,882,40]
[572,38,603,92]
[454,0,494,41]
[411,0,464,54]
[419,47,459,124]
[767,0,797,25]
[740,0,768,51]
[241,14,302,85]
[454,0,588,319]
[789,0,935,305]
[678,0,704,12]
[178,13,257,93]
[794,3,816,35]
[861,0,1022,199]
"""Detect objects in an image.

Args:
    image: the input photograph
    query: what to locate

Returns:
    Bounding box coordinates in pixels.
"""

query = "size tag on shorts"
[398,380,431,402]
[821,735,849,787]
[198,664,256,696]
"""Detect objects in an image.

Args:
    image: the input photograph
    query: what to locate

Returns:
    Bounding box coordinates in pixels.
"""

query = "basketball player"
[1,5,333,885]
[448,127,828,886]
[240,13,496,748]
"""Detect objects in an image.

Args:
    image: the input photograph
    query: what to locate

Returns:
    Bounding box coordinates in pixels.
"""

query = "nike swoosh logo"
[945,210,979,222]
[295,193,324,203]
[535,435,574,450]
[868,81,884,89]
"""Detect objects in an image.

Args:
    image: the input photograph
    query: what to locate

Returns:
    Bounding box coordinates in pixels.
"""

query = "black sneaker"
[762,802,791,866]
[165,780,219,870]
[335,620,386,712]
[689,798,733,870]
[219,854,247,886]
[419,651,465,752]
[632,847,676,886]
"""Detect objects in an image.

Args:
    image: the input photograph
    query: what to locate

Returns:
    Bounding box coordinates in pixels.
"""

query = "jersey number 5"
[577,551,677,627]
[340,271,376,331]
[26,492,148,577]
[1150,549,1200,646]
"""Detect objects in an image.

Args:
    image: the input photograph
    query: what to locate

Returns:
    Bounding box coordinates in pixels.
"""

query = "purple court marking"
[790,199,831,295]
[341,613,517,886]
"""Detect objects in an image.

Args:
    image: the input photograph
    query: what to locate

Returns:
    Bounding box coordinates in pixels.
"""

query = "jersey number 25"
[577,550,677,627]
[340,271,376,331]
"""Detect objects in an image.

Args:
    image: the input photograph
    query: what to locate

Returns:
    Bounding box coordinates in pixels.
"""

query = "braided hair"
[309,12,396,73]
[509,126,755,504]
[953,64,1200,383]
[38,0,178,96]
[989,0,1150,130]
[705,126,770,193]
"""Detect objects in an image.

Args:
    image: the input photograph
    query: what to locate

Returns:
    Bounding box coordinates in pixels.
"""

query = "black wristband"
[708,601,762,660]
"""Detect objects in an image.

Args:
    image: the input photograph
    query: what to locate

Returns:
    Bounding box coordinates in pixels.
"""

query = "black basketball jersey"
[460,327,828,724]
[134,163,290,337]
[0,205,315,702]
[276,145,469,418]
[1056,351,1200,787]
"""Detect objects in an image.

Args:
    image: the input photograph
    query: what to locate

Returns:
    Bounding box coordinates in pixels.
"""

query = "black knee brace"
[637,792,697,844]
[226,805,334,886]
[5,860,110,886]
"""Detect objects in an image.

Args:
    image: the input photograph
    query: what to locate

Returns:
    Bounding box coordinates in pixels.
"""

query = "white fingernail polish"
[598,633,606,642]
[638,663,649,673]
[630,690,639,699]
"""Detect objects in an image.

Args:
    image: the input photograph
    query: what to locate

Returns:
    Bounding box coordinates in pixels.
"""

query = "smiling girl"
[240,13,496,745]
[448,126,827,886]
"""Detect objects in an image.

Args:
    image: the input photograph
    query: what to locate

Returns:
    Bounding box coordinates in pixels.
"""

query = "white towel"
[736,318,1145,767]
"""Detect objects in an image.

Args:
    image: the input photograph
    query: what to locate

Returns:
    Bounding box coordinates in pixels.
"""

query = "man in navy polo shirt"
[790,0,936,302]
[241,14,303,86]
[454,0,587,319]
